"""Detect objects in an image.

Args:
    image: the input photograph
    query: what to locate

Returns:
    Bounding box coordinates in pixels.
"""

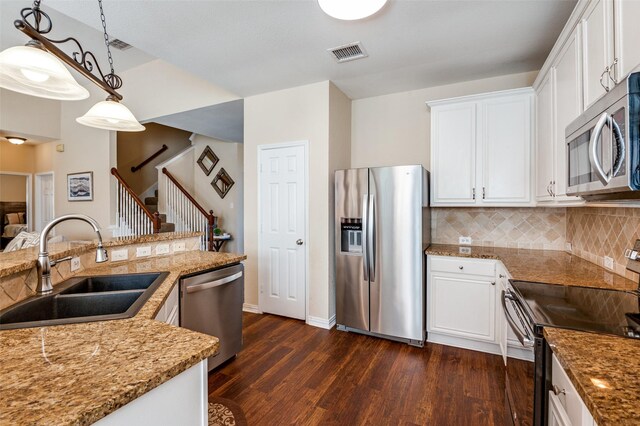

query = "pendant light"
[0,42,89,100]
[318,0,388,20]
[0,0,144,132]
[77,96,144,131]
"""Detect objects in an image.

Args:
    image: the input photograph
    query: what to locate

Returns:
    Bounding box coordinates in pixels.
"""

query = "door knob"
[296,239,304,246]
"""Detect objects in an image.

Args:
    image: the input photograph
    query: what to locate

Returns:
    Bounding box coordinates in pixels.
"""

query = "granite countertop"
[425,244,637,291]
[545,328,640,426]
[0,250,247,425]
[0,231,203,278]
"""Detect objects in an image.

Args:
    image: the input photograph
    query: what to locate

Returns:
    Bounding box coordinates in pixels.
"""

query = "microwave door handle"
[502,290,535,348]
[362,194,369,282]
[589,112,612,185]
[611,116,625,177]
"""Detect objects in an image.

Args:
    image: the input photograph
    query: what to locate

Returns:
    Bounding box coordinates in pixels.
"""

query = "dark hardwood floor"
[208,313,507,425]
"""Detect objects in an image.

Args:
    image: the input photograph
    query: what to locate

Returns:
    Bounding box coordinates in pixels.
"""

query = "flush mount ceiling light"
[0,0,144,132]
[318,0,388,20]
[6,136,27,145]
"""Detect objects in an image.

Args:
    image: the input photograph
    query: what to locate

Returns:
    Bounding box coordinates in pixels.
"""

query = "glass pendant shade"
[76,99,145,132]
[6,136,26,145]
[0,44,89,100]
[318,0,387,20]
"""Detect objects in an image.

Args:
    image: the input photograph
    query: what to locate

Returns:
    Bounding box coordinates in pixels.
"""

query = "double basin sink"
[0,272,169,330]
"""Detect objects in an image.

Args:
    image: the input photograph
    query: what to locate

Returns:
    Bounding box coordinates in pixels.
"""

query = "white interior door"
[35,173,54,232]
[258,143,307,320]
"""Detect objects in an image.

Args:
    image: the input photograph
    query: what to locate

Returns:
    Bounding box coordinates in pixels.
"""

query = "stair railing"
[162,168,217,251]
[111,168,161,237]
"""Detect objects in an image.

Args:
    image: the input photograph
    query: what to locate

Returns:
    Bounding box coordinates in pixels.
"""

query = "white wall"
[351,71,538,169]
[244,81,331,319]
[0,89,61,141]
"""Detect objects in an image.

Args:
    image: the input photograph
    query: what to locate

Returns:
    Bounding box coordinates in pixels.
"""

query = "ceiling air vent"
[108,38,132,51]
[328,42,368,63]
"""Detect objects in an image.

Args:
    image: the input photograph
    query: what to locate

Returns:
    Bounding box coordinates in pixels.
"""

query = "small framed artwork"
[197,146,219,176]
[211,168,235,199]
[67,172,93,201]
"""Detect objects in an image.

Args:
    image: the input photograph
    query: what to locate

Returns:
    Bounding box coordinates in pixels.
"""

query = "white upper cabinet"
[581,0,614,109]
[430,103,477,205]
[427,88,534,207]
[614,0,640,80]
[554,28,584,201]
[536,71,556,202]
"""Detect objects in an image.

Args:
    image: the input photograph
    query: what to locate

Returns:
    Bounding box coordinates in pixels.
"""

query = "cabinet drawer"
[551,354,594,425]
[430,256,496,277]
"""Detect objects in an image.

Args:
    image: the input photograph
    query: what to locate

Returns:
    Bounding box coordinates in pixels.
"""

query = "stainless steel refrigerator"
[335,165,430,346]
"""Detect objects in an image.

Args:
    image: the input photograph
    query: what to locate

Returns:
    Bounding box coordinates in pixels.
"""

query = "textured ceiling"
[39,0,576,100]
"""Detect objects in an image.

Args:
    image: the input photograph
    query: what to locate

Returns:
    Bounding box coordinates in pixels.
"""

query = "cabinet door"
[428,272,496,342]
[614,0,640,80]
[480,93,532,205]
[554,27,584,201]
[581,0,615,109]
[535,71,555,202]
[430,103,477,205]
[548,391,572,426]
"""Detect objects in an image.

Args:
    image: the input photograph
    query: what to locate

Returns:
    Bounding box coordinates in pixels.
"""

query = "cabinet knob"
[499,274,506,279]
[552,385,566,396]
[491,282,496,286]
[459,266,464,270]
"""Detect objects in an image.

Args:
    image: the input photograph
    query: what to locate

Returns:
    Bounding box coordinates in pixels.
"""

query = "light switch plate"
[111,249,128,262]
[70,257,81,272]
[156,244,170,255]
[136,246,152,257]
[604,256,614,270]
[459,236,472,245]
[173,242,186,252]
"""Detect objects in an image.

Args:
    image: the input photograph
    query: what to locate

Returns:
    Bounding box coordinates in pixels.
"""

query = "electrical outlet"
[111,249,128,262]
[459,247,471,255]
[459,236,472,245]
[173,242,186,252]
[136,246,152,257]
[70,257,81,272]
[156,244,170,255]
[565,242,572,252]
[604,256,614,270]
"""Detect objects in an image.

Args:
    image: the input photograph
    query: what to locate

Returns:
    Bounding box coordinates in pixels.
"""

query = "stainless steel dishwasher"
[180,263,243,371]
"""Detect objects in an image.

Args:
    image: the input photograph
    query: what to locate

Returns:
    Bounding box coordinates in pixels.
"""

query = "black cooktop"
[511,280,640,339]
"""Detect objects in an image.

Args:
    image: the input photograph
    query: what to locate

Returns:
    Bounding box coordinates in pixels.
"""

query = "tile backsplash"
[432,207,567,250]
[566,207,640,282]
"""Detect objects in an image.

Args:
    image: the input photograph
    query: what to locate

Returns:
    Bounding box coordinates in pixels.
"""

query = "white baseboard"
[306,314,336,330]
[242,303,262,314]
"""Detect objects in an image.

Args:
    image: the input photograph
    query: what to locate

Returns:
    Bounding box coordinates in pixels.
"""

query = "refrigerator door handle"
[368,193,376,282]
[362,193,369,281]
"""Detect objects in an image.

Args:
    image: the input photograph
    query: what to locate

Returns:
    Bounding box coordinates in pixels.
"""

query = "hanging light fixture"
[6,136,27,145]
[0,0,144,132]
[318,0,388,20]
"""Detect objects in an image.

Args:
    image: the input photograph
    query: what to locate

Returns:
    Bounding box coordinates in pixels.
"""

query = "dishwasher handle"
[185,271,243,294]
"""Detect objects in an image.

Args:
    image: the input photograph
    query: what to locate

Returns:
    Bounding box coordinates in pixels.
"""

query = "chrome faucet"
[36,214,108,294]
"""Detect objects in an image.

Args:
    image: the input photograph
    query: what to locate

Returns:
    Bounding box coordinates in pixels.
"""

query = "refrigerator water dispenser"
[340,219,362,254]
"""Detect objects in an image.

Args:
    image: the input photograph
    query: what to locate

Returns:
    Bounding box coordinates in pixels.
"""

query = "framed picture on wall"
[197,146,219,176]
[67,172,93,201]
[211,168,235,199]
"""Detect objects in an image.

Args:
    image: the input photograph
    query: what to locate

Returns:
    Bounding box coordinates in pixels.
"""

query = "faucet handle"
[50,256,73,267]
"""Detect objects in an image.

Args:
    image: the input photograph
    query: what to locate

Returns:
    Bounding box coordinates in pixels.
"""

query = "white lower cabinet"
[550,353,597,426]
[95,360,208,426]
[427,255,534,362]
[427,256,502,355]
[155,284,180,326]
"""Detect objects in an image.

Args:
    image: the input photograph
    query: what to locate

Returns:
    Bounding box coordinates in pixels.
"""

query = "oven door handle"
[502,290,535,348]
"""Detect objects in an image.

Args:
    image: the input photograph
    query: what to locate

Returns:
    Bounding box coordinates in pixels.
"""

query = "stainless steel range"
[503,242,640,425]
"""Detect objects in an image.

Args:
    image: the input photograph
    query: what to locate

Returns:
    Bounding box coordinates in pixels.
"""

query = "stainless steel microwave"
[566,70,640,200]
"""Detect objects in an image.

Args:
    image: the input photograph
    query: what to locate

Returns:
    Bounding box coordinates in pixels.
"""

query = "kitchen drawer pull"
[499,274,506,279]
[459,266,464,270]
[185,271,243,293]
[552,384,566,396]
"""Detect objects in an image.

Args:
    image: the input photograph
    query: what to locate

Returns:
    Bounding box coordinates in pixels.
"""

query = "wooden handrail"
[111,167,161,233]
[131,144,168,173]
[162,167,217,250]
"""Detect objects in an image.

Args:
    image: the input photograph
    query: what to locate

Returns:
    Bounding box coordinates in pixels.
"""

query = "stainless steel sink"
[0,272,169,330]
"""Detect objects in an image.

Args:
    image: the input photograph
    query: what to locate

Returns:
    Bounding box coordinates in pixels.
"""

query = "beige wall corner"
[328,82,352,319]
[244,81,331,320]
[351,70,538,170]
